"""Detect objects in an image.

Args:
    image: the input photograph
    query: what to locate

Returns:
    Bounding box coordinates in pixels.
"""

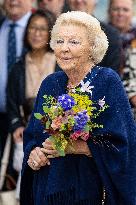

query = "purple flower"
[74,111,89,131]
[58,94,75,111]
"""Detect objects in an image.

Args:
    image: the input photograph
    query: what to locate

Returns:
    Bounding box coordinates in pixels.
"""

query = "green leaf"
[46,120,51,129]
[75,87,81,92]
[54,109,59,117]
[49,136,66,157]
[43,106,50,113]
[84,124,90,132]
[34,113,43,120]
[57,149,65,156]
[43,94,48,98]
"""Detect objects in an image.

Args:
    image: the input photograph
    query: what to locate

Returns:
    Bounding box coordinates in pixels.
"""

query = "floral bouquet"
[34,81,109,156]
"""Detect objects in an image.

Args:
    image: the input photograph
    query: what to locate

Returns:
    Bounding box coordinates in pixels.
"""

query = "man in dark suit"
[67,0,122,73]
[0,0,33,166]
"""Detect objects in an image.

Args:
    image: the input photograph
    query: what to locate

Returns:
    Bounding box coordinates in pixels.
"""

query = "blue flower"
[58,94,75,111]
[74,111,89,131]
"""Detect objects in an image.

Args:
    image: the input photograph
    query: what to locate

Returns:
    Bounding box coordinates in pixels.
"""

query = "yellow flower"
[69,93,94,116]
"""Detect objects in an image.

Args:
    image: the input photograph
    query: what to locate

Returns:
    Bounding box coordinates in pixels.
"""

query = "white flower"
[80,80,94,95]
[98,96,105,108]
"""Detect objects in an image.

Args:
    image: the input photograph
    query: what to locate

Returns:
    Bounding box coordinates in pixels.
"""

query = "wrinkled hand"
[41,138,59,158]
[41,138,92,159]
[13,126,25,143]
[27,147,50,170]
[65,140,92,157]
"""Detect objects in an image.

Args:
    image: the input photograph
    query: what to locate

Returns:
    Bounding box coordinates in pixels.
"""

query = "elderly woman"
[20,11,136,205]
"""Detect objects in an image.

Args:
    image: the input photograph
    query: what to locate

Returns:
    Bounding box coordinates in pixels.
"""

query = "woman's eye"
[69,40,80,45]
[56,39,64,44]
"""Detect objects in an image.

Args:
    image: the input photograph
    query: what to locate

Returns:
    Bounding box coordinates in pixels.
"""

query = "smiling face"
[53,24,91,72]
[27,16,49,51]
[109,0,133,32]
[4,0,33,21]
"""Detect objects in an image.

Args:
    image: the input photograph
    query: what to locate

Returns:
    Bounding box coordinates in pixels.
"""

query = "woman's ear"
[88,44,95,61]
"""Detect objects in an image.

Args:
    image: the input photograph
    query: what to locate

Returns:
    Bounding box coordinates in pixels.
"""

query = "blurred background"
[0,0,136,22]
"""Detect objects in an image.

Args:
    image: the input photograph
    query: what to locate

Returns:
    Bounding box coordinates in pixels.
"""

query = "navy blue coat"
[20,66,136,205]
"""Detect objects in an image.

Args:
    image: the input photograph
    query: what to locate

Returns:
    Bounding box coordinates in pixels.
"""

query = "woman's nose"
[61,42,69,52]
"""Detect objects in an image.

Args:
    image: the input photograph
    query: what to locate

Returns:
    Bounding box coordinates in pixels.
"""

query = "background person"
[7,9,56,143]
[0,0,33,167]
[37,0,69,18]
[108,0,136,118]
[7,9,56,202]
[67,0,122,73]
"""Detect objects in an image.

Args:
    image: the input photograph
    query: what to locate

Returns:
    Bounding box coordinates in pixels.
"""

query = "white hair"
[50,11,109,64]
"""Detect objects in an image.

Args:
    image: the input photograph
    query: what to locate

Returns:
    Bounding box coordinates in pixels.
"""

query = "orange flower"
[51,116,63,130]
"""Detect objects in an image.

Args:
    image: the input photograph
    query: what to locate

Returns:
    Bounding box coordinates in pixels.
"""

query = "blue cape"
[20,66,136,205]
